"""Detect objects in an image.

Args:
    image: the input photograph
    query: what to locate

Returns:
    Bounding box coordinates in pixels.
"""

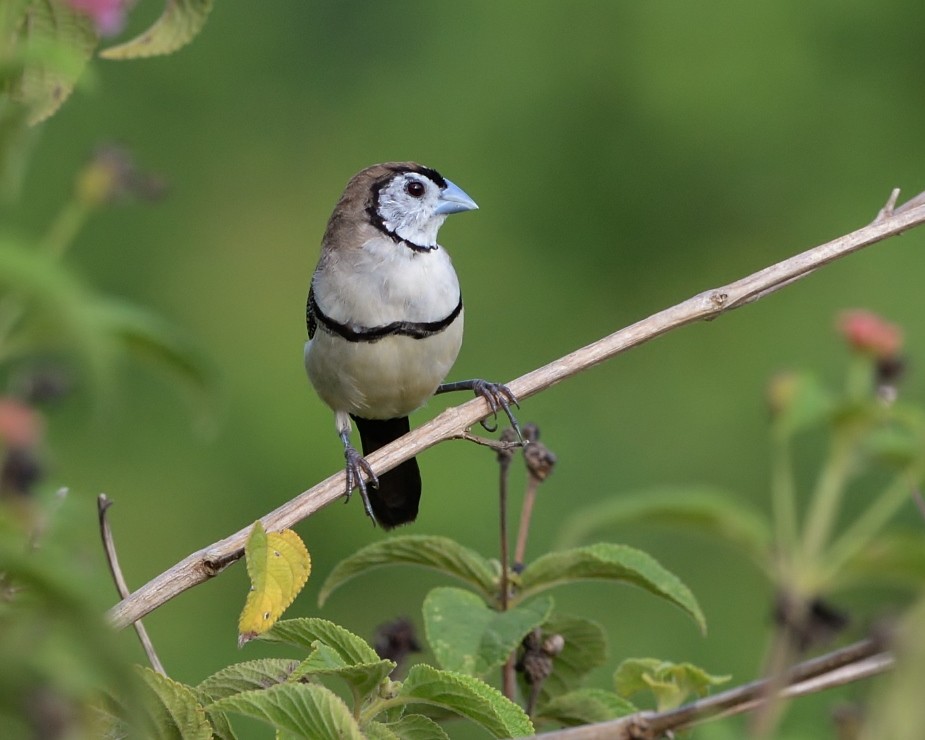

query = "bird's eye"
[405,180,426,198]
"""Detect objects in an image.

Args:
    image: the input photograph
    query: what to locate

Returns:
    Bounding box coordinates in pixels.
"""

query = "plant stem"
[498,441,516,699]
[770,431,798,579]
[514,477,539,568]
[799,430,856,581]
[820,462,924,585]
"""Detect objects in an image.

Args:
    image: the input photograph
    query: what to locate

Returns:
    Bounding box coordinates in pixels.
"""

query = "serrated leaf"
[517,614,608,705]
[318,535,497,606]
[138,666,212,740]
[363,721,401,740]
[100,0,214,59]
[263,618,381,666]
[238,522,311,645]
[518,544,706,633]
[11,0,98,123]
[205,709,236,740]
[556,486,771,564]
[536,688,636,727]
[423,587,553,677]
[289,642,395,699]
[614,658,730,712]
[209,682,363,740]
[399,664,533,738]
[370,714,450,740]
[196,659,300,702]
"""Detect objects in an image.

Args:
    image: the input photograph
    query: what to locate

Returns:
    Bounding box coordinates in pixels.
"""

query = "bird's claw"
[344,444,379,523]
[470,380,524,443]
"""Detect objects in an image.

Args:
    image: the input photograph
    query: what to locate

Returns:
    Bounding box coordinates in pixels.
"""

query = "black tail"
[351,415,421,529]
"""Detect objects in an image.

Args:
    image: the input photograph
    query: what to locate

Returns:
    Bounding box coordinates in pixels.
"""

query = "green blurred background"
[10,1,925,736]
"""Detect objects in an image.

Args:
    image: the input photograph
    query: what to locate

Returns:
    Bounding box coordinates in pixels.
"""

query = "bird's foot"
[437,378,524,442]
[342,438,379,524]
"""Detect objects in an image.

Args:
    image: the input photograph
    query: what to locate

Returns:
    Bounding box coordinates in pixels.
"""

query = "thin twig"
[453,430,523,452]
[107,189,925,630]
[497,428,517,699]
[514,477,540,568]
[98,494,166,675]
[531,638,890,739]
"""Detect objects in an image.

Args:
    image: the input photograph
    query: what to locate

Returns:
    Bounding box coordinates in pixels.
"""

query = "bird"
[304,162,520,529]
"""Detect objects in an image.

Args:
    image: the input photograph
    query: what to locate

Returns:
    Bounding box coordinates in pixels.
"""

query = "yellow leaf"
[238,522,311,646]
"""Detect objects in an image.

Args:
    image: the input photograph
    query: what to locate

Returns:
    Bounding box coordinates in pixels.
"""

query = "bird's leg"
[336,413,379,523]
[436,379,524,442]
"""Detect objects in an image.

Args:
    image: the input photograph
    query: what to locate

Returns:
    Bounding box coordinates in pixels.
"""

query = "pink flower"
[0,397,43,450]
[67,0,130,36]
[837,310,903,359]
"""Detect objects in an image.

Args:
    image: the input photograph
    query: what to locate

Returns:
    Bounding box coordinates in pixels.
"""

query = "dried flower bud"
[541,633,565,656]
[837,310,903,360]
[0,447,43,499]
[524,436,556,482]
[373,617,421,668]
[76,145,167,208]
[12,366,73,406]
[497,427,518,466]
[774,592,849,653]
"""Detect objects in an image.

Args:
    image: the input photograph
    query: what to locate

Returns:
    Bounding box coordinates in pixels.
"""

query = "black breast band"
[307,289,462,343]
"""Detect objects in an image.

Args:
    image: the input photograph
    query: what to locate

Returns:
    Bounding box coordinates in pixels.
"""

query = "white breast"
[305,235,464,418]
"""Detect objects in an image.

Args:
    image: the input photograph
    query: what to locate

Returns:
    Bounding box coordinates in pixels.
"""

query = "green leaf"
[138,666,212,740]
[363,721,401,740]
[209,682,363,740]
[518,544,706,633]
[399,664,533,738]
[862,424,925,469]
[556,486,771,563]
[263,618,380,666]
[371,714,450,740]
[614,658,730,712]
[838,531,925,590]
[88,296,215,397]
[536,688,636,727]
[10,0,98,123]
[517,614,608,705]
[0,236,117,386]
[318,535,497,606]
[196,659,300,702]
[289,642,395,699]
[0,101,36,200]
[423,587,553,677]
[100,0,214,59]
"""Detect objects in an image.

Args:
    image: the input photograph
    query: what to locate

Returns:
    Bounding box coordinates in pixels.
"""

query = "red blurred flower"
[837,310,903,359]
[0,397,44,450]
[67,0,131,36]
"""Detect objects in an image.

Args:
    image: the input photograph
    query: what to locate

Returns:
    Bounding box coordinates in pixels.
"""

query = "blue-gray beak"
[435,179,478,215]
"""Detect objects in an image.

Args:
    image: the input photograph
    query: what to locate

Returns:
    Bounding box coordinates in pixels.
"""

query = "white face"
[375,171,448,249]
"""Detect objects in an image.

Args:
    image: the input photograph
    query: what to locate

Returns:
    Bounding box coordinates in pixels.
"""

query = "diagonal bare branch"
[107,189,925,630]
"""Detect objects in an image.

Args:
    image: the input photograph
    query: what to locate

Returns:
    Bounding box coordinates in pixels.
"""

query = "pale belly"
[304,314,464,419]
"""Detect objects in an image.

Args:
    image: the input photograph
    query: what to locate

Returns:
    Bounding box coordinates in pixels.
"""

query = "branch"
[107,189,925,630]
[98,494,166,674]
[531,637,892,739]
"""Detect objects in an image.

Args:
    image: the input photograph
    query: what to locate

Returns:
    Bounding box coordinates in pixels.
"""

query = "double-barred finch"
[304,162,519,528]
